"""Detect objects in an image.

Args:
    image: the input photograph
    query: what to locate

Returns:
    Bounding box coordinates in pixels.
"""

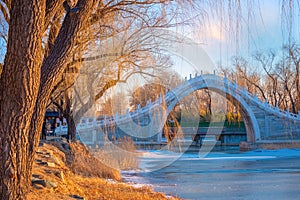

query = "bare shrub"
[50,141,121,180]
[93,136,140,170]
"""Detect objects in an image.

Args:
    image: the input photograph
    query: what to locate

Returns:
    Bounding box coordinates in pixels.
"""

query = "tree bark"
[0,1,45,199]
[66,114,77,142]
[0,1,97,199]
[65,90,77,142]
[51,93,77,142]
[0,0,176,198]
[27,0,98,164]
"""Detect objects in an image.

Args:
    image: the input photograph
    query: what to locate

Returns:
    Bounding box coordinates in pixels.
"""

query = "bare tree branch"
[0,1,9,23]
[44,0,65,31]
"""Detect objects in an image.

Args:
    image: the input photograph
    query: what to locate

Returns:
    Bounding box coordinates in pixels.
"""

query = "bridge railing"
[219,74,300,120]
[166,73,299,120]
[77,73,300,130]
[225,77,299,120]
[176,72,297,121]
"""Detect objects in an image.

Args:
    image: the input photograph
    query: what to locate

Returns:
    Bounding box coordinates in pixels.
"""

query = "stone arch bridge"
[77,74,300,145]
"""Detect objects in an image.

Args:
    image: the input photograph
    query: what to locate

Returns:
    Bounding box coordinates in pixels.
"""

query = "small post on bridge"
[264,98,269,108]
[286,107,290,117]
[254,92,257,98]
[275,102,279,111]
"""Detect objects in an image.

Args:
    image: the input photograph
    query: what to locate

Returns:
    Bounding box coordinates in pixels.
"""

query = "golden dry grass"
[27,141,178,200]
[28,173,176,200]
[92,137,140,171]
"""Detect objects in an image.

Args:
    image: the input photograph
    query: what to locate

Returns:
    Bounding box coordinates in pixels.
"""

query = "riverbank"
[27,140,178,200]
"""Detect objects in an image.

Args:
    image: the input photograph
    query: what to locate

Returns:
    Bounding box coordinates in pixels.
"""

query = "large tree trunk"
[66,114,77,142]
[65,91,77,142]
[0,1,97,199]
[0,1,45,199]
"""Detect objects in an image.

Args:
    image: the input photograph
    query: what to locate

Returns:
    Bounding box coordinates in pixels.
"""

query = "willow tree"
[0,0,298,199]
[0,1,97,198]
[0,0,182,199]
[51,27,173,141]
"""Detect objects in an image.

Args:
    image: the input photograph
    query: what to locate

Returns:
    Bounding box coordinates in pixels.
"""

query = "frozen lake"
[122,148,300,200]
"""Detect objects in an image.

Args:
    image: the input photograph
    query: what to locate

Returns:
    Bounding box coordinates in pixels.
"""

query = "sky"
[1,1,299,89]
[0,1,298,66]
[0,12,7,62]
[97,0,300,105]
[189,0,300,69]
[132,0,300,79]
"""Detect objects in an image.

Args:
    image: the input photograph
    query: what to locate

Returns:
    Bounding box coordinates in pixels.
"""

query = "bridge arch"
[164,75,261,142]
[78,74,300,146]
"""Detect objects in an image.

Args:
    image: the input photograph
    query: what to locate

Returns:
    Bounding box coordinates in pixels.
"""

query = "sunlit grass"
[92,136,140,170]
[28,140,178,200]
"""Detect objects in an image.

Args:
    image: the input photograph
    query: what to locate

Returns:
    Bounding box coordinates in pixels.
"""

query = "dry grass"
[29,173,175,200]
[27,140,178,200]
[50,141,121,180]
[92,137,140,170]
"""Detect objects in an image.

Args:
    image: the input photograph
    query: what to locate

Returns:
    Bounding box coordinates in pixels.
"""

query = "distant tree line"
[221,43,300,114]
